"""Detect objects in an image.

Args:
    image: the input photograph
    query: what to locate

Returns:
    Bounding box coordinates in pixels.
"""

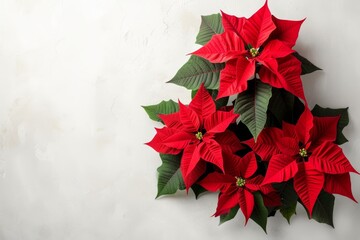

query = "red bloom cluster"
[145,0,358,229]
[192,1,305,100]
[246,107,358,215]
[147,84,242,189]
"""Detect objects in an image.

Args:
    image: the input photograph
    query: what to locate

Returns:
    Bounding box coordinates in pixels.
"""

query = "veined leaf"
[307,191,335,227]
[268,88,294,124]
[156,154,185,198]
[168,55,225,90]
[220,205,239,225]
[142,100,179,122]
[274,181,298,224]
[234,80,272,141]
[293,52,321,75]
[191,184,207,199]
[267,88,304,126]
[250,192,268,233]
[312,105,349,145]
[196,14,224,46]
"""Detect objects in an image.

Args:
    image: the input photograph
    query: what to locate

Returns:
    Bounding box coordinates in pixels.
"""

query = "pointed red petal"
[222,150,243,176]
[146,128,182,154]
[179,101,200,132]
[163,131,195,149]
[204,110,238,133]
[238,189,255,225]
[239,152,258,179]
[215,130,244,153]
[214,190,240,216]
[260,39,295,59]
[295,107,314,145]
[323,173,357,202]
[180,143,200,177]
[263,191,282,207]
[158,112,182,129]
[263,154,298,184]
[312,116,339,145]
[259,184,275,196]
[217,58,255,99]
[198,172,234,192]
[260,55,279,74]
[310,141,359,174]
[242,1,276,48]
[258,58,281,88]
[294,163,324,216]
[278,55,304,100]
[246,175,275,196]
[217,59,237,98]
[192,31,246,63]
[271,16,304,48]
[221,11,245,36]
[180,144,207,189]
[259,55,305,100]
[199,140,224,172]
[189,84,216,120]
[235,57,256,87]
[276,137,299,156]
[245,175,263,192]
[244,127,283,161]
[282,122,298,140]
[184,162,207,190]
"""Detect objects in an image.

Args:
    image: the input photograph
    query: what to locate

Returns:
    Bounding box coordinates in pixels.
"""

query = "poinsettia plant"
[143,0,358,232]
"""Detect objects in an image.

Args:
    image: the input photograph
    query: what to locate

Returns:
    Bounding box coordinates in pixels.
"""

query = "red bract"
[147,84,241,189]
[191,1,305,100]
[199,152,278,224]
[247,107,358,215]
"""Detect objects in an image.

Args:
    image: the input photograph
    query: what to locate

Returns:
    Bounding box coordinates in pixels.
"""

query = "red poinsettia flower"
[198,151,278,224]
[191,1,305,100]
[146,84,241,189]
[246,107,358,215]
[269,15,305,48]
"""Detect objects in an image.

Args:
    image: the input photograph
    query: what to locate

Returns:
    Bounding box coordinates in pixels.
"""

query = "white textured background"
[0,0,360,239]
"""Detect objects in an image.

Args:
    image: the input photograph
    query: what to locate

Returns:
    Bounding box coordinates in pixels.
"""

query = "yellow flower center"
[235,177,246,187]
[249,47,259,57]
[299,148,308,158]
[195,131,203,140]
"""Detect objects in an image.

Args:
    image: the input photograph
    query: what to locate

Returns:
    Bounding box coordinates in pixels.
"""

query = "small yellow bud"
[299,148,308,158]
[195,132,203,140]
[235,177,246,187]
[249,47,259,57]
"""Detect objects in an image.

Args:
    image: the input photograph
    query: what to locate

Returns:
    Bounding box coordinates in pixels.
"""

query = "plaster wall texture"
[0,0,360,239]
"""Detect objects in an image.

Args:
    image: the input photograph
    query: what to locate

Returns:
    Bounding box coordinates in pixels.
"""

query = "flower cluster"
[143,1,358,231]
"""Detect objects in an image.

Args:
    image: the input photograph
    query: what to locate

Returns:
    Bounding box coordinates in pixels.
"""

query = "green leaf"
[142,100,179,122]
[311,105,349,145]
[191,184,207,199]
[156,154,185,198]
[274,181,298,224]
[266,87,306,128]
[250,192,268,233]
[309,191,335,227]
[191,89,229,109]
[168,55,225,90]
[234,80,272,141]
[293,52,321,75]
[268,88,294,124]
[220,205,239,225]
[195,14,224,45]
